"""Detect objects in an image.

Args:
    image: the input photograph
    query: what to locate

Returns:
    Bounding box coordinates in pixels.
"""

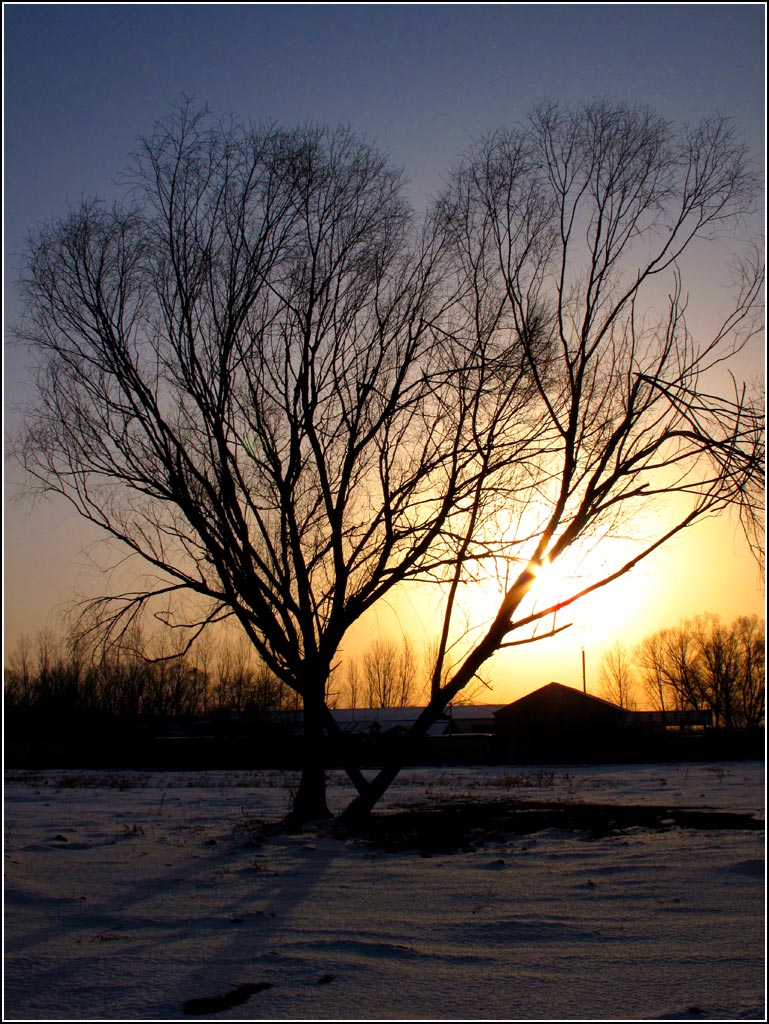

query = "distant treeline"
[3,625,443,721]
[600,614,764,730]
[3,626,299,721]
[5,613,764,732]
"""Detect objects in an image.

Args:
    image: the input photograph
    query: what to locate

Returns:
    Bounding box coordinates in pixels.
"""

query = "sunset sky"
[3,3,765,703]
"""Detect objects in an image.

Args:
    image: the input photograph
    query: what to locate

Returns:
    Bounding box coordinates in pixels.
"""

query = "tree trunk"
[339,583,534,823]
[290,688,331,821]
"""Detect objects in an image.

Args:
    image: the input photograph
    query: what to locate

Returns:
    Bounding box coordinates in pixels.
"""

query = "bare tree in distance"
[338,99,764,821]
[636,615,765,729]
[3,617,300,721]
[338,658,362,711]
[12,99,763,822]
[730,615,765,729]
[635,629,671,714]
[360,636,420,708]
[599,641,637,709]
[13,102,538,818]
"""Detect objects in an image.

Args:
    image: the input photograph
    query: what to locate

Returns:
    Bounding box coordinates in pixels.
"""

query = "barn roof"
[494,681,626,718]
[447,704,505,719]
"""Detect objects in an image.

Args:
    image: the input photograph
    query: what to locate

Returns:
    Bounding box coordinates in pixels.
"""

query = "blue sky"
[3,3,766,688]
[5,4,765,230]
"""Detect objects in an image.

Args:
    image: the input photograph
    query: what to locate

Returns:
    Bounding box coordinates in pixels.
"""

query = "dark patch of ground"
[183,982,272,1015]
[345,800,764,854]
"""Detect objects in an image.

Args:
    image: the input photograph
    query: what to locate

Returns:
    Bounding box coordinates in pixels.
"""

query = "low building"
[493,681,714,762]
[444,704,504,735]
[494,682,630,740]
[330,706,449,738]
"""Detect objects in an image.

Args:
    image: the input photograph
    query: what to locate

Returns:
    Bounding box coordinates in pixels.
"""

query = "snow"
[3,762,766,1021]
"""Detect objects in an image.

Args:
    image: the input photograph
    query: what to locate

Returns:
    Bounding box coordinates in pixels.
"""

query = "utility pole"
[581,646,586,693]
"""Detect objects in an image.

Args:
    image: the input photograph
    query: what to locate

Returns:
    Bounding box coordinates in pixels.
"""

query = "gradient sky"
[3,3,766,701]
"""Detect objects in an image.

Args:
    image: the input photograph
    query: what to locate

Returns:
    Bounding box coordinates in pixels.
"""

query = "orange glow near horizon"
[4,484,764,710]
[342,507,764,707]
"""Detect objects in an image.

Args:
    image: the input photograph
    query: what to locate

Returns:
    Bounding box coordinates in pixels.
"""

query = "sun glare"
[529,556,564,608]
[512,533,661,642]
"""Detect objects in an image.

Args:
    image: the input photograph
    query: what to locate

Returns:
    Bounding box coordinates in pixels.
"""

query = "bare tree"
[635,630,672,713]
[14,103,523,818]
[360,636,420,708]
[339,100,763,820]
[189,628,216,715]
[691,614,741,728]
[12,99,763,822]
[214,632,256,714]
[637,615,765,728]
[599,641,637,709]
[4,634,35,708]
[731,615,765,729]
[654,625,705,713]
[338,657,362,710]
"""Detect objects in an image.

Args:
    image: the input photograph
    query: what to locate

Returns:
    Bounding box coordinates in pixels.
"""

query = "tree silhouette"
[636,615,765,728]
[599,642,637,710]
[14,100,763,820]
[339,100,763,820]
[14,103,537,817]
[361,637,420,708]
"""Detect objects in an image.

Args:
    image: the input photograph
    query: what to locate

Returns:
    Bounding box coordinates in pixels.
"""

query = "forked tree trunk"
[339,594,533,824]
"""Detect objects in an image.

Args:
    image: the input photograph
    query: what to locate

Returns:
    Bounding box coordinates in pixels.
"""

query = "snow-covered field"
[3,762,766,1022]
